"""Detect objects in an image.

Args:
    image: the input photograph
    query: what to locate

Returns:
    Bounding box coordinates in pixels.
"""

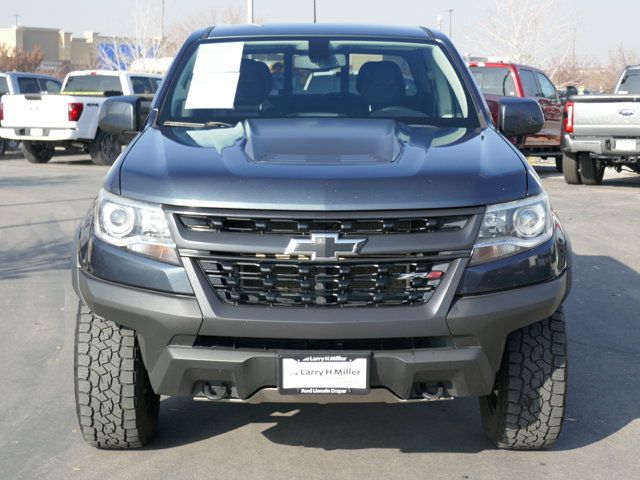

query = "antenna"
[447,9,454,39]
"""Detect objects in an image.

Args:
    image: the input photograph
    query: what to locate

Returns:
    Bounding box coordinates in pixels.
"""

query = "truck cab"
[469,62,563,163]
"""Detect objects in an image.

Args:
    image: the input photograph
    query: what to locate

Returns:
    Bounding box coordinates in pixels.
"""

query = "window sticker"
[185,42,244,109]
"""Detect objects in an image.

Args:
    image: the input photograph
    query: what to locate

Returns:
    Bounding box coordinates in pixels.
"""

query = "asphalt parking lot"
[1,152,639,480]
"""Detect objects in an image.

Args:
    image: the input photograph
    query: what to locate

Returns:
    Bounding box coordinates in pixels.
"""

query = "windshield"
[469,66,517,97]
[159,38,478,127]
[618,71,640,94]
[63,75,122,95]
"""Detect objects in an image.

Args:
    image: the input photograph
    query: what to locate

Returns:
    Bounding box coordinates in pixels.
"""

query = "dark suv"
[72,24,571,450]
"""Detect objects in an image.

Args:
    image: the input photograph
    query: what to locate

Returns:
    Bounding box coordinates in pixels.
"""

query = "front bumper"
[74,266,570,401]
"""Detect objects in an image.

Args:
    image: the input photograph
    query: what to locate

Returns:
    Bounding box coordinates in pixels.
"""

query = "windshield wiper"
[162,120,235,128]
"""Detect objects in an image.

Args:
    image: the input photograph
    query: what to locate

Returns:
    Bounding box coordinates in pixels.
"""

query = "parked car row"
[0,70,161,165]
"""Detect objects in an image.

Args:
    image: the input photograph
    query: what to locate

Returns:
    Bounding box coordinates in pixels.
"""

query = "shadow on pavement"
[140,253,640,453]
[0,174,83,189]
[0,238,72,280]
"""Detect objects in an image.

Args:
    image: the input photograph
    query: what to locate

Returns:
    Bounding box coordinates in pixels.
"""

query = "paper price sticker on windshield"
[185,42,244,110]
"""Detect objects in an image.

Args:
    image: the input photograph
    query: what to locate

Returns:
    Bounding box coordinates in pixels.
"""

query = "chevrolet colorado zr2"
[71,24,572,450]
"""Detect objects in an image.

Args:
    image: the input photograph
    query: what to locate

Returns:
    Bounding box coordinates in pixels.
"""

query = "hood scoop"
[242,118,402,165]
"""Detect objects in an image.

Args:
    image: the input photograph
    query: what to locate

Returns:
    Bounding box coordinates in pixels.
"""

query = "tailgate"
[573,95,640,137]
[1,94,75,129]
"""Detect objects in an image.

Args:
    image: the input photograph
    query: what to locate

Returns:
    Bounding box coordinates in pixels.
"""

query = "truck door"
[534,71,563,149]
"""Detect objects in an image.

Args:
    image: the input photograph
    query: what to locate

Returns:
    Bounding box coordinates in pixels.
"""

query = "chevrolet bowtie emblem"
[284,233,367,261]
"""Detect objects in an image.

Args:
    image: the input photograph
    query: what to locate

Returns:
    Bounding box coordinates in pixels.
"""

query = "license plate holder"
[278,352,370,395]
[30,128,44,137]
[613,139,637,151]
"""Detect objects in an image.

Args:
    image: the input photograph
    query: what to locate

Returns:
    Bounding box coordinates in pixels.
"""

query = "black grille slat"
[194,335,450,351]
[179,214,470,235]
[198,257,448,308]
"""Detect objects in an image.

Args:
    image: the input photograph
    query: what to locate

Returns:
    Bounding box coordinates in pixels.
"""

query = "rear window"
[469,66,517,97]
[40,78,61,94]
[618,72,640,94]
[131,76,159,94]
[0,76,8,96]
[63,75,122,95]
[17,77,41,94]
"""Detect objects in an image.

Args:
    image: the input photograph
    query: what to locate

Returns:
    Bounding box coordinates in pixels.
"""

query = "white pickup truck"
[0,71,62,157]
[0,70,161,165]
[562,65,640,185]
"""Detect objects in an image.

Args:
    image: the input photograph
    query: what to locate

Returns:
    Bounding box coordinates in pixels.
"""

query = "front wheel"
[480,311,568,450]
[74,303,159,449]
[21,141,55,163]
[88,130,122,166]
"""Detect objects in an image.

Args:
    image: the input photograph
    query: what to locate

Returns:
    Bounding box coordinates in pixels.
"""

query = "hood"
[116,118,528,210]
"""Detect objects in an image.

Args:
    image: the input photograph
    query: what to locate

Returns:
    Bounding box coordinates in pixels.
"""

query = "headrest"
[235,59,272,106]
[356,61,406,107]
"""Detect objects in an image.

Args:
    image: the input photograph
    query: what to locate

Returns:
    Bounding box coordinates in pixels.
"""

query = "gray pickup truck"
[562,65,640,185]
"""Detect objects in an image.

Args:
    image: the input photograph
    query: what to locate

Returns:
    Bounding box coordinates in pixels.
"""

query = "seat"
[356,61,407,113]
[234,59,272,110]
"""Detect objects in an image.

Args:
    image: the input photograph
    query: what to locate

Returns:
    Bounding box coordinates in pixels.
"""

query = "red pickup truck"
[470,62,563,170]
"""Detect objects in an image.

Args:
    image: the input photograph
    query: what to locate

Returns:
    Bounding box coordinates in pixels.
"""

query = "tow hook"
[421,385,453,401]
[201,382,228,401]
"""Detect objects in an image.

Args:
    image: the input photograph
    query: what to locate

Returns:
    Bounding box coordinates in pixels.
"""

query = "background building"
[0,25,103,73]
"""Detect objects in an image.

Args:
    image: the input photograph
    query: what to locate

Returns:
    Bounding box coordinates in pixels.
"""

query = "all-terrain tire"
[88,130,122,166]
[480,311,568,450]
[21,141,55,163]
[562,152,581,185]
[579,155,605,185]
[74,303,159,449]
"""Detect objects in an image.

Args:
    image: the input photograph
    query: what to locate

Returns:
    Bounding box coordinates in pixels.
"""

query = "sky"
[1,0,639,62]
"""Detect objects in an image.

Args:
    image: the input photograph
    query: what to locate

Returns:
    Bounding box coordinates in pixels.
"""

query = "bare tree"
[95,0,168,70]
[470,0,572,70]
[0,43,45,72]
[165,5,246,55]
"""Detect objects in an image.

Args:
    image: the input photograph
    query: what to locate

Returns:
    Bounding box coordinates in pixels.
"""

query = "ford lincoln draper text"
[72,24,571,450]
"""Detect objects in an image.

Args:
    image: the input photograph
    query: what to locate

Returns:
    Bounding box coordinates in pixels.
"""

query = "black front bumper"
[74,266,570,400]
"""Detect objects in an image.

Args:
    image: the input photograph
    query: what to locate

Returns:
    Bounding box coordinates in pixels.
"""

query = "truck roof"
[67,70,162,78]
[0,71,60,81]
[468,62,545,73]
[207,23,436,40]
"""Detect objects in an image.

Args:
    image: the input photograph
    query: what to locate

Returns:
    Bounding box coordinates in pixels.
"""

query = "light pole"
[313,0,317,23]
[247,0,254,24]
[447,9,453,39]
[161,0,165,41]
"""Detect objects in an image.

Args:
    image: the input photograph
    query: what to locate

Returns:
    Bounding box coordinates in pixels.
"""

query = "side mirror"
[98,95,152,143]
[498,97,544,137]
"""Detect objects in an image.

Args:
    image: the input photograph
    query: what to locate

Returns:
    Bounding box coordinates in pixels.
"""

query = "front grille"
[179,214,469,235]
[194,335,450,351]
[198,256,449,307]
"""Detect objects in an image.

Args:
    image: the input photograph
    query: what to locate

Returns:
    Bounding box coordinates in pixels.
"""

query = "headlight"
[94,189,179,265]
[470,193,553,265]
